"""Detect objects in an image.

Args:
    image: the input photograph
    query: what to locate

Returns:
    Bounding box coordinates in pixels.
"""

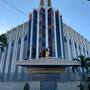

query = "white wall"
[0,81,40,90]
[0,81,86,90]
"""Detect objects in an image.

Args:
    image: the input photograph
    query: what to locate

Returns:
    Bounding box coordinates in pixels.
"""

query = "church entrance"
[40,81,57,90]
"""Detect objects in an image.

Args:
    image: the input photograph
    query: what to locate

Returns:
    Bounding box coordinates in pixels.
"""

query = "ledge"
[16,57,80,68]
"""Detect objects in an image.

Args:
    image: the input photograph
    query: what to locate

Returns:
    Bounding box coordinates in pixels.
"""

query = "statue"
[45,48,50,57]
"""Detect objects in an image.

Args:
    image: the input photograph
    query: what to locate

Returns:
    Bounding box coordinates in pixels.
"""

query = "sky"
[0,0,90,41]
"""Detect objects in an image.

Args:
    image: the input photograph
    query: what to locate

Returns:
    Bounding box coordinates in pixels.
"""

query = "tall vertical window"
[1,44,8,81]
[48,8,55,57]
[7,41,14,81]
[79,46,81,55]
[14,38,21,81]
[39,8,46,58]
[17,38,21,60]
[55,11,61,58]
[83,47,85,56]
[64,37,67,59]
[69,40,73,59]
[23,35,28,60]
[27,19,32,59]
[75,42,78,57]
[31,10,37,59]
[87,50,89,57]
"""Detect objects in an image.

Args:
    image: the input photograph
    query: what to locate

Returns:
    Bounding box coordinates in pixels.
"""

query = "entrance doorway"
[40,81,57,90]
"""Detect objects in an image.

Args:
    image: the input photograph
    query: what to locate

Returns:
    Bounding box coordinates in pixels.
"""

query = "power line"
[2,0,28,17]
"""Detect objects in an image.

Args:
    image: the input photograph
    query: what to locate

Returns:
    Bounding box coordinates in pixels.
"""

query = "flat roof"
[16,57,80,68]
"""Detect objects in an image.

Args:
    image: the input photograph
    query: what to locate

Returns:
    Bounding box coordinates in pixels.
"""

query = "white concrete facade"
[0,81,89,90]
[0,0,90,84]
[0,20,90,82]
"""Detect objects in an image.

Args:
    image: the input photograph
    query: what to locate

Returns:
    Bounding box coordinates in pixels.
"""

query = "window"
[64,37,67,59]
[32,10,38,59]
[64,36,67,42]
[27,19,32,59]
[39,8,46,55]
[79,46,81,55]
[83,47,85,56]
[55,11,62,58]
[69,40,73,59]
[23,35,28,60]
[87,50,89,57]
[48,8,55,57]
[17,38,21,60]
[75,42,78,57]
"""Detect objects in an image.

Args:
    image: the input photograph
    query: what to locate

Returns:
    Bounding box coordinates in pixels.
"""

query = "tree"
[72,55,90,80]
[0,34,7,51]
[24,82,30,90]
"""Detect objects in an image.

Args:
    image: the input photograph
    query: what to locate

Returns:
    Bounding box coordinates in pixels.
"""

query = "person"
[24,82,30,90]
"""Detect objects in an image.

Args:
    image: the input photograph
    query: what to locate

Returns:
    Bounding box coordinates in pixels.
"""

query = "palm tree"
[72,56,90,90]
[0,34,7,51]
[72,55,90,80]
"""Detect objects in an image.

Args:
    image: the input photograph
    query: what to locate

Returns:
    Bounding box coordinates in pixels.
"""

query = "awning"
[16,57,80,68]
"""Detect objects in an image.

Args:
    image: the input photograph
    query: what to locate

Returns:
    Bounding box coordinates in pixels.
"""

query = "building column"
[45,4,48,48]
[29,13,33,59]
[85,44,87,57]
[17,35,24,81]
[59,15,64,59]
[4,41,11,81]
[80,39,84,56]
[53,10,58,58]
[0,49,5,79]
[36,9,39,59]
[10,39,18,81]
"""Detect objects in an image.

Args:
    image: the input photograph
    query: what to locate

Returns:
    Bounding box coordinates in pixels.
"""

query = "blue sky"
[0,0,90,41]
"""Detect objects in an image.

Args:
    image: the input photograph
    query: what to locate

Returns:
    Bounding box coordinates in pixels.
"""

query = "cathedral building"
[0,0,90,90]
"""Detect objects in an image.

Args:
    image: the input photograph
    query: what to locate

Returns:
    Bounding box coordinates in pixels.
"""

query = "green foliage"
[72,55,90,80]
[72,55,90,73]
[24,82,30,90]
[0,34,7,51]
